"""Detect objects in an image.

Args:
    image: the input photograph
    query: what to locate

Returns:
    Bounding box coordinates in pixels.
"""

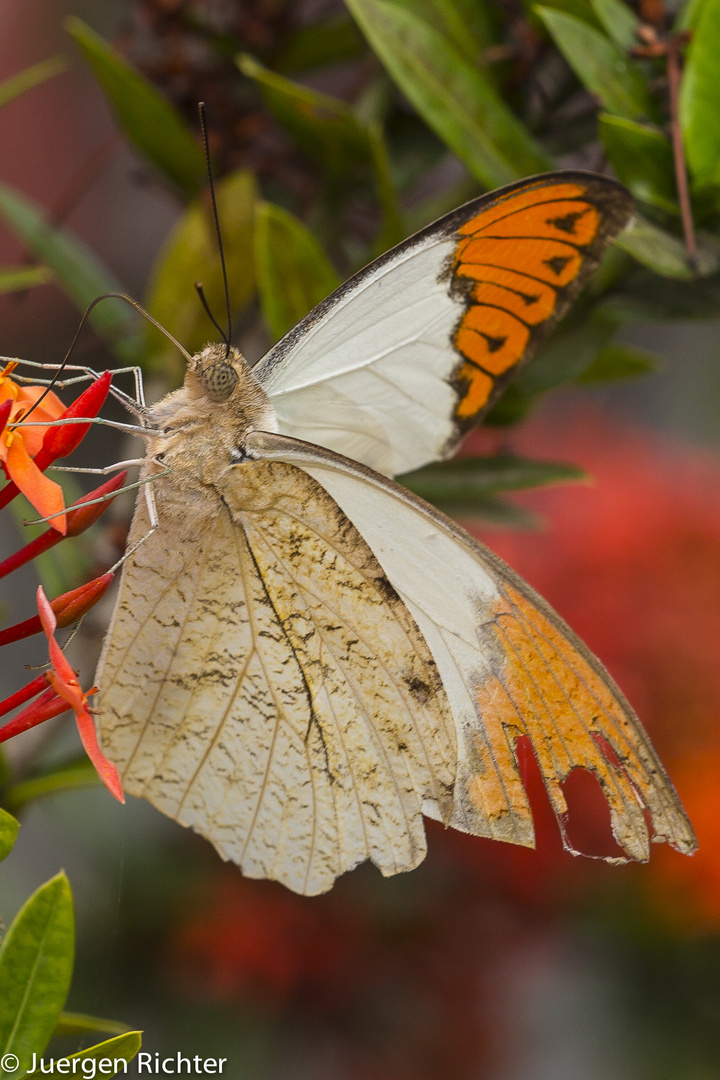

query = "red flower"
[34,584,124,803]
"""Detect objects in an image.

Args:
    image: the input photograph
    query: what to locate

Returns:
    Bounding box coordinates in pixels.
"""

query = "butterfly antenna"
[194,281,228,343]
[198,101,232,356]
[16,293,192,426]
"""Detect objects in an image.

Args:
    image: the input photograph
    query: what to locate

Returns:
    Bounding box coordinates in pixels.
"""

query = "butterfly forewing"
[97,459,456,895]
[255,173,633,477]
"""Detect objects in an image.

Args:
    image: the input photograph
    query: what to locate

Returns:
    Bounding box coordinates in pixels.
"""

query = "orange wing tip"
[456,182,589,236]
[462,586,697,864]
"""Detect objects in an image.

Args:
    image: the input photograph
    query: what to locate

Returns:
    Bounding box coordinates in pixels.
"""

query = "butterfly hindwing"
[246,431,697,864]
[254,172,633,477]
[96,459,456,895]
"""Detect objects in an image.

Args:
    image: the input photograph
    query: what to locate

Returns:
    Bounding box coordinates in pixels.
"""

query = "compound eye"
[202,362,238,402]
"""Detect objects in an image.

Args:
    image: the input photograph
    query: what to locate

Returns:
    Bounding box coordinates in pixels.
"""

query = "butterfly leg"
[6,357,148,415]
[23,468,170,531]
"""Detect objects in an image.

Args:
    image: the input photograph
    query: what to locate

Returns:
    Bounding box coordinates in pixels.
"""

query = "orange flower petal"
[74,705,125,804]
[6,430,66,533]
[36,586,124,803]
[17,383,65,418]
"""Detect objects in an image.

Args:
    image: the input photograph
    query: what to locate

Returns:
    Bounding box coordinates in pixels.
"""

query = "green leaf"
[254,202,340,342]
[0,874,74,1076]
[22,1031,142,1079]
[524,0,605,30]
[366,122,405,250]
[238,53,369,172]
[391,0,498,62]
[483,382,534,425]
[345,0,551,187]
[0,808,19,861]
[415,487,539,527]
[0,265,53,294]
[240,56,405,247]
[674,0,708,31]
[577,342,658,381]
[0,183,140,364]
[615,213,720,277]
[238,55,403,247]
[517,310,620,396]
[0,57,68,110]
[599,114,678,212]
[66,17,205,200]
[536,6,653,120]
[588,0,639,50]
[400,454,586,503]
[275,15,367,72]
[679,0,720,185]
[144,169,257,380]
[3,760,100,815]
[598,266,720,320]
[53,1013,131,1038]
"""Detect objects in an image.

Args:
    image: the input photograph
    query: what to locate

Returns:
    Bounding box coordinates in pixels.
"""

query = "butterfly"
[95,171,697,896]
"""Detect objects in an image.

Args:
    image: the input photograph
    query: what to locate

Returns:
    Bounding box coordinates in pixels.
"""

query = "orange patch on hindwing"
[450,181,607,425]
[463,581,656,861]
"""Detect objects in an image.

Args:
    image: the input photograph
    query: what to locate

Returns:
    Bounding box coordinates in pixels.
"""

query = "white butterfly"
[95,172,696,896]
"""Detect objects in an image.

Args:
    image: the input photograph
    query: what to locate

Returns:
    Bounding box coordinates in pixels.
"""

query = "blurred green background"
[1,1,720,1077]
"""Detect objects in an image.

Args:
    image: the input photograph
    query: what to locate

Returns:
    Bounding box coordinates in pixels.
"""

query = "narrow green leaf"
[577,342,658,381]
[66,17,205,199]
[615,213,720,277]
[536,6,653,120]
[391,0,498,62]
[345,0,551,187]
[674,0,708,31]
[239,55,402,246]
[411,486,539,527]
[524,0,605,30]
[400,454,586,503]
[0,183,140,363]
[53,1013,131,1038]
[254,202,340,342]
[679,0,720,185]
[0,57,68,110]
[597,267,720,320]
[144,169,256,380]
[517,310,619,396]
[0,808,19,861]
[588,0,639,50]
[0,874,74,1076]
[0,265,53,294]
[3,760,100,815]
[599,114,678,212]
[275,15,367,72]
[22,1031,142,1079]
[483,382,534,426]
[238,54,369,171]
[367,122,405,250]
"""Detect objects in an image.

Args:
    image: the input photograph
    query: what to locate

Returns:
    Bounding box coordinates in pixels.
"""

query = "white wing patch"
[96,461,456,895]
[255,237,462,476]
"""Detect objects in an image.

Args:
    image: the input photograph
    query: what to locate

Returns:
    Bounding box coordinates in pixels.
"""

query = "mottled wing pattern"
[248,431,697,862]
[95,462,456,895]
[254,173,632,477]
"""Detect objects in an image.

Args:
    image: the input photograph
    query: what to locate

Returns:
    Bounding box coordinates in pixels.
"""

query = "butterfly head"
[145,342,277,484]
[183,343,276,430]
